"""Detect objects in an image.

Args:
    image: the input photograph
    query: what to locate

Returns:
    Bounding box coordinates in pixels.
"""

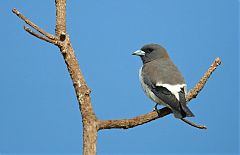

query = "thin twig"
[180,118,207,129]
[24,26,58,45]
[12,8,56,40]
[186,57,222,102]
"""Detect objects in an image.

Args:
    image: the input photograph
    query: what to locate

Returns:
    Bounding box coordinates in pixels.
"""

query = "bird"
[132,44,194,119]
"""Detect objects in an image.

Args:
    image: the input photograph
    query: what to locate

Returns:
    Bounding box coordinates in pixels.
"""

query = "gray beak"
[132,50,145,56]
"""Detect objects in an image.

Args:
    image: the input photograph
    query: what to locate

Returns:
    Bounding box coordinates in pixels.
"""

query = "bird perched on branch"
[132,44,194,119]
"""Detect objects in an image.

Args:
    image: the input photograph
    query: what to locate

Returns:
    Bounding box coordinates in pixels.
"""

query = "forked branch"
[12,8,56,40]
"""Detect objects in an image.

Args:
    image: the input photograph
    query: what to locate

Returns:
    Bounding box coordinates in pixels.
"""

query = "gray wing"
[144,75,194,118]
[142,73,183,118]
[153,86,182,113]
[142,62,194,118]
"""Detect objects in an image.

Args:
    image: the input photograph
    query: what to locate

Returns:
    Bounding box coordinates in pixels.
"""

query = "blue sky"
[0,0,238,154]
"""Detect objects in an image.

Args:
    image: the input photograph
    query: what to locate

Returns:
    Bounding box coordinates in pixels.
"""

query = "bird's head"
[132,44,169,64]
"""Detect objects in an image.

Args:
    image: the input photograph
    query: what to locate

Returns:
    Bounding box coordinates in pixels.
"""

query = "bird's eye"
[147,48,153,53]
[141,48,153,53]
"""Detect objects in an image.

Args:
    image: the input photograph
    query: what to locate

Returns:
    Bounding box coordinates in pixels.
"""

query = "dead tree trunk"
[12,1,221,155]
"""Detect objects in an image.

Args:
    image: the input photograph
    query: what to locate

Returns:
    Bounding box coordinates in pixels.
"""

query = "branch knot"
[60,32,66,41]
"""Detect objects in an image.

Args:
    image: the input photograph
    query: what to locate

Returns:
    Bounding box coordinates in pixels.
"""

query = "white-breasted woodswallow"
[132,44,194,118]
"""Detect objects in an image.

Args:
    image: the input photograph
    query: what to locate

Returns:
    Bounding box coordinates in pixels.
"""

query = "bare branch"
[98,57,222,130]
[186,57,222,102]
[54,1,97,155]
[24,26,58,45]
[60,33,97,155]
[98,107,171,130]
[12,8,56,40]
[180,118,207,129]
[55,0,66,36]
[13,3,98,155]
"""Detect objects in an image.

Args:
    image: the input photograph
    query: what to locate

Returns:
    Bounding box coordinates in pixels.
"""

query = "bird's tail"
[172,89,195,119]
[180,103,195,117]
[172,103,194,118]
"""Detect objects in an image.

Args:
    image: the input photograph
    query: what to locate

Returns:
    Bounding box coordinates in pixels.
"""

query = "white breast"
[139,67,166,106]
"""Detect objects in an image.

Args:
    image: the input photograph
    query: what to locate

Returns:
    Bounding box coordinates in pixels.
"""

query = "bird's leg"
[154,103,158,111]
[154,103,161,116]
